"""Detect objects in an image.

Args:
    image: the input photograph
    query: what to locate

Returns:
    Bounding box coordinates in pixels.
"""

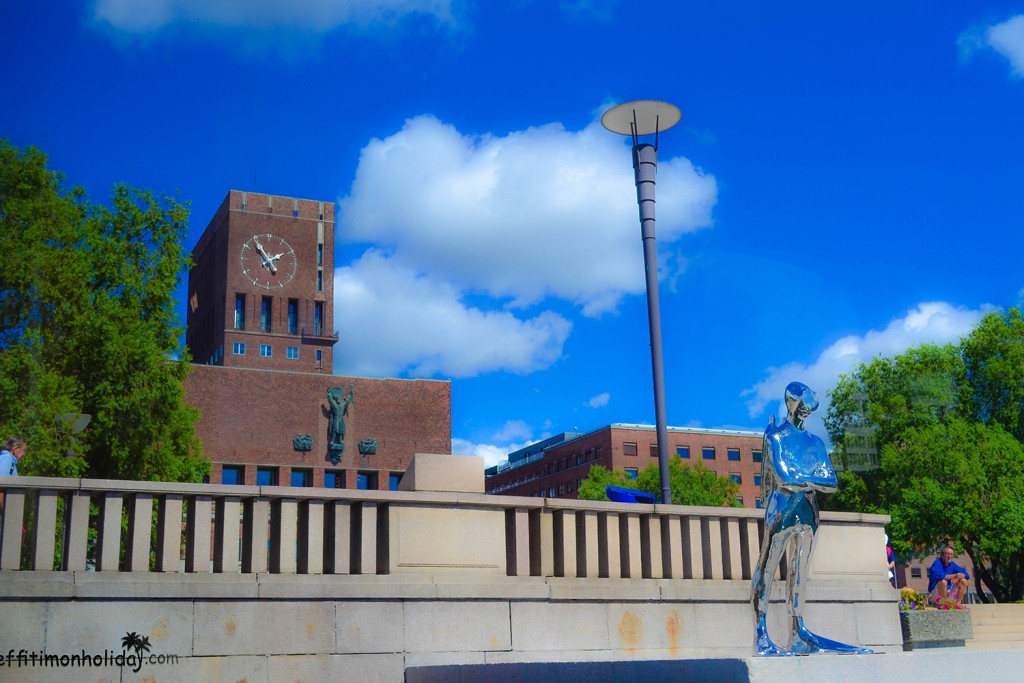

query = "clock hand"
[252,238,278,274]
[267,252,284,263]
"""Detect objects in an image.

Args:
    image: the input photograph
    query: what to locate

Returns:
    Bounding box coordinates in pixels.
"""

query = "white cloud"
[338,114,717,317]
[91,0,455,33]
[987,16,1024,77]
[492,419,533,442]
[742,302,991,438]
[333,250,572,378]
[586,392,610,408]
[960,15,1024,78]
[452,419,550,468]
[451,439,511,468]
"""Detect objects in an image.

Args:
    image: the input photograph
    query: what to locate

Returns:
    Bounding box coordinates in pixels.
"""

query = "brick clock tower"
[186,191,337,371]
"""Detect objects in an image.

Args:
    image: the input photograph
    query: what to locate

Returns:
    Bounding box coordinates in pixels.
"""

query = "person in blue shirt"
[928,546,970,607]
[0,435,25,512]
[0,435,24,477]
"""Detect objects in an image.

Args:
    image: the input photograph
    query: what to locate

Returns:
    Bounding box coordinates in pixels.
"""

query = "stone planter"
[900,609,974,650]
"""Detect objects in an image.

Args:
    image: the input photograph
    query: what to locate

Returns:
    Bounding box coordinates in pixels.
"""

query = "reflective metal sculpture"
[750,381,871,656]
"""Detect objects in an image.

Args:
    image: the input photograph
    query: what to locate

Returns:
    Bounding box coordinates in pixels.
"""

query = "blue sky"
[3,2,1024,467]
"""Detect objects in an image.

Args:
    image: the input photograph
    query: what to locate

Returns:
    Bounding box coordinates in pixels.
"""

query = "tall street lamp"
[601,100,681,505]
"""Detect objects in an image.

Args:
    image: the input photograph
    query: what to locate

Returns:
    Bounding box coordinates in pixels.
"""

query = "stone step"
[973,625,1024,633]
[969,606,1024,616]
[966,640,1024,649]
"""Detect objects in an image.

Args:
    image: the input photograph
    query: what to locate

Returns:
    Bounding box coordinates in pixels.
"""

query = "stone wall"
[0,457,900,681]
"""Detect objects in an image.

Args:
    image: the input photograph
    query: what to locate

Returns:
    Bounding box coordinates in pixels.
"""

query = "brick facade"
[185,366,451,490]
[486,424,765,508]
[187,191,337,372]
[183,190,452,490]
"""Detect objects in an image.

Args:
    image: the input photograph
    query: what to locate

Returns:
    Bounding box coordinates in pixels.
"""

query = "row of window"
[220,466,402,491]
[232,343,320,363]
[594,469,763,486]
[534,479,585,497]
[234,295,326,336]
[545,447,602,476]
[623,442,763,463]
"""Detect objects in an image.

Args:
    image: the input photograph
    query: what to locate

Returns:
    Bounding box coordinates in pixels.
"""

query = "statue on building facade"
[750,381,871,656]
[327,384,354,465]
[358,437,378,455]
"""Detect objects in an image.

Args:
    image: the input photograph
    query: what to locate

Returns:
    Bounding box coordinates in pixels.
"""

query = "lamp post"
[601,100,681,505]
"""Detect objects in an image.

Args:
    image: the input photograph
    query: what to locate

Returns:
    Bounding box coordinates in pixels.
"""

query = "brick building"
[184,191,451,489]
[187,191,337,371]
[485,424,765,508]
[184,365,450,489]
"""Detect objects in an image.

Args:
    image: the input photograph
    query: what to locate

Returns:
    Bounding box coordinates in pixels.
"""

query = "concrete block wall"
[0,573,901,683]
[0,465,901,681]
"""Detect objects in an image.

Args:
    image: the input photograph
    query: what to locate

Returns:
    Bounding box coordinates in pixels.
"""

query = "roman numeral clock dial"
[240,234,297,289]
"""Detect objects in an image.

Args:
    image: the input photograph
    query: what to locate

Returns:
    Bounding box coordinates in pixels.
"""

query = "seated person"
[928,546,969,606]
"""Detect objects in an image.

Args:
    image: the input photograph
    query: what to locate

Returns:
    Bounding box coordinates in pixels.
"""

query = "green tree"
[0,140,207,482]
[822,343,963,514]
[577,465,632,501]
[881,418,1024,602]
[578,458,740,507]
[823,308,1024,600]
[960,308,1024,443]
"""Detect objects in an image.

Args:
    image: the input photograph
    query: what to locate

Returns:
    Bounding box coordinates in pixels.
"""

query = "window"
[548,487,556,497]
[730,473,742,485]
[389,473,402,491]
[735,496,744,505]
[286,347,299,360]
[288,299,298,335]
[317,270,323,292]
[728,449,741,461]
[290,469,311,487]
[325,471,345,489]
[234,294,245,329]
[754,474,762,487]
[260,344,272,357]
[676,446,690,459]
[911,567,922,578]
[649,444,659,457]
[233,342,246,355]
[221,465,243,485]
[702,447,716,460]
[624,467,638,480]
[261,296,272,332]
[317,243,324,267]
[256,467,278,486]
[755,499,764,509]
[315,350,322,365]
[623,442,638,456]
[753,450,763,463]
[357,472,377,490]
[557,484,565,495]
[314,301,324,335]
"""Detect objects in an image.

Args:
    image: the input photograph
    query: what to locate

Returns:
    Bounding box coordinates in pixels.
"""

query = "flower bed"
[899,588,973,650]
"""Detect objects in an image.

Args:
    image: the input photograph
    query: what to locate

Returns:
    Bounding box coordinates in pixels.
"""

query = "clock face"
[240,233,297,290]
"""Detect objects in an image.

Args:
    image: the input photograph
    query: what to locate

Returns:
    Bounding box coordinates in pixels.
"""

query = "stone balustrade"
[0,455,902,680]
[1,471,867,583]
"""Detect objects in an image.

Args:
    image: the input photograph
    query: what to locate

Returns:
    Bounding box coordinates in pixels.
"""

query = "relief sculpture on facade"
[327,384,353,465]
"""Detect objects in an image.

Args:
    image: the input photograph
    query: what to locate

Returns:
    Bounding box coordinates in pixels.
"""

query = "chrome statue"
[750,382,871,656]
